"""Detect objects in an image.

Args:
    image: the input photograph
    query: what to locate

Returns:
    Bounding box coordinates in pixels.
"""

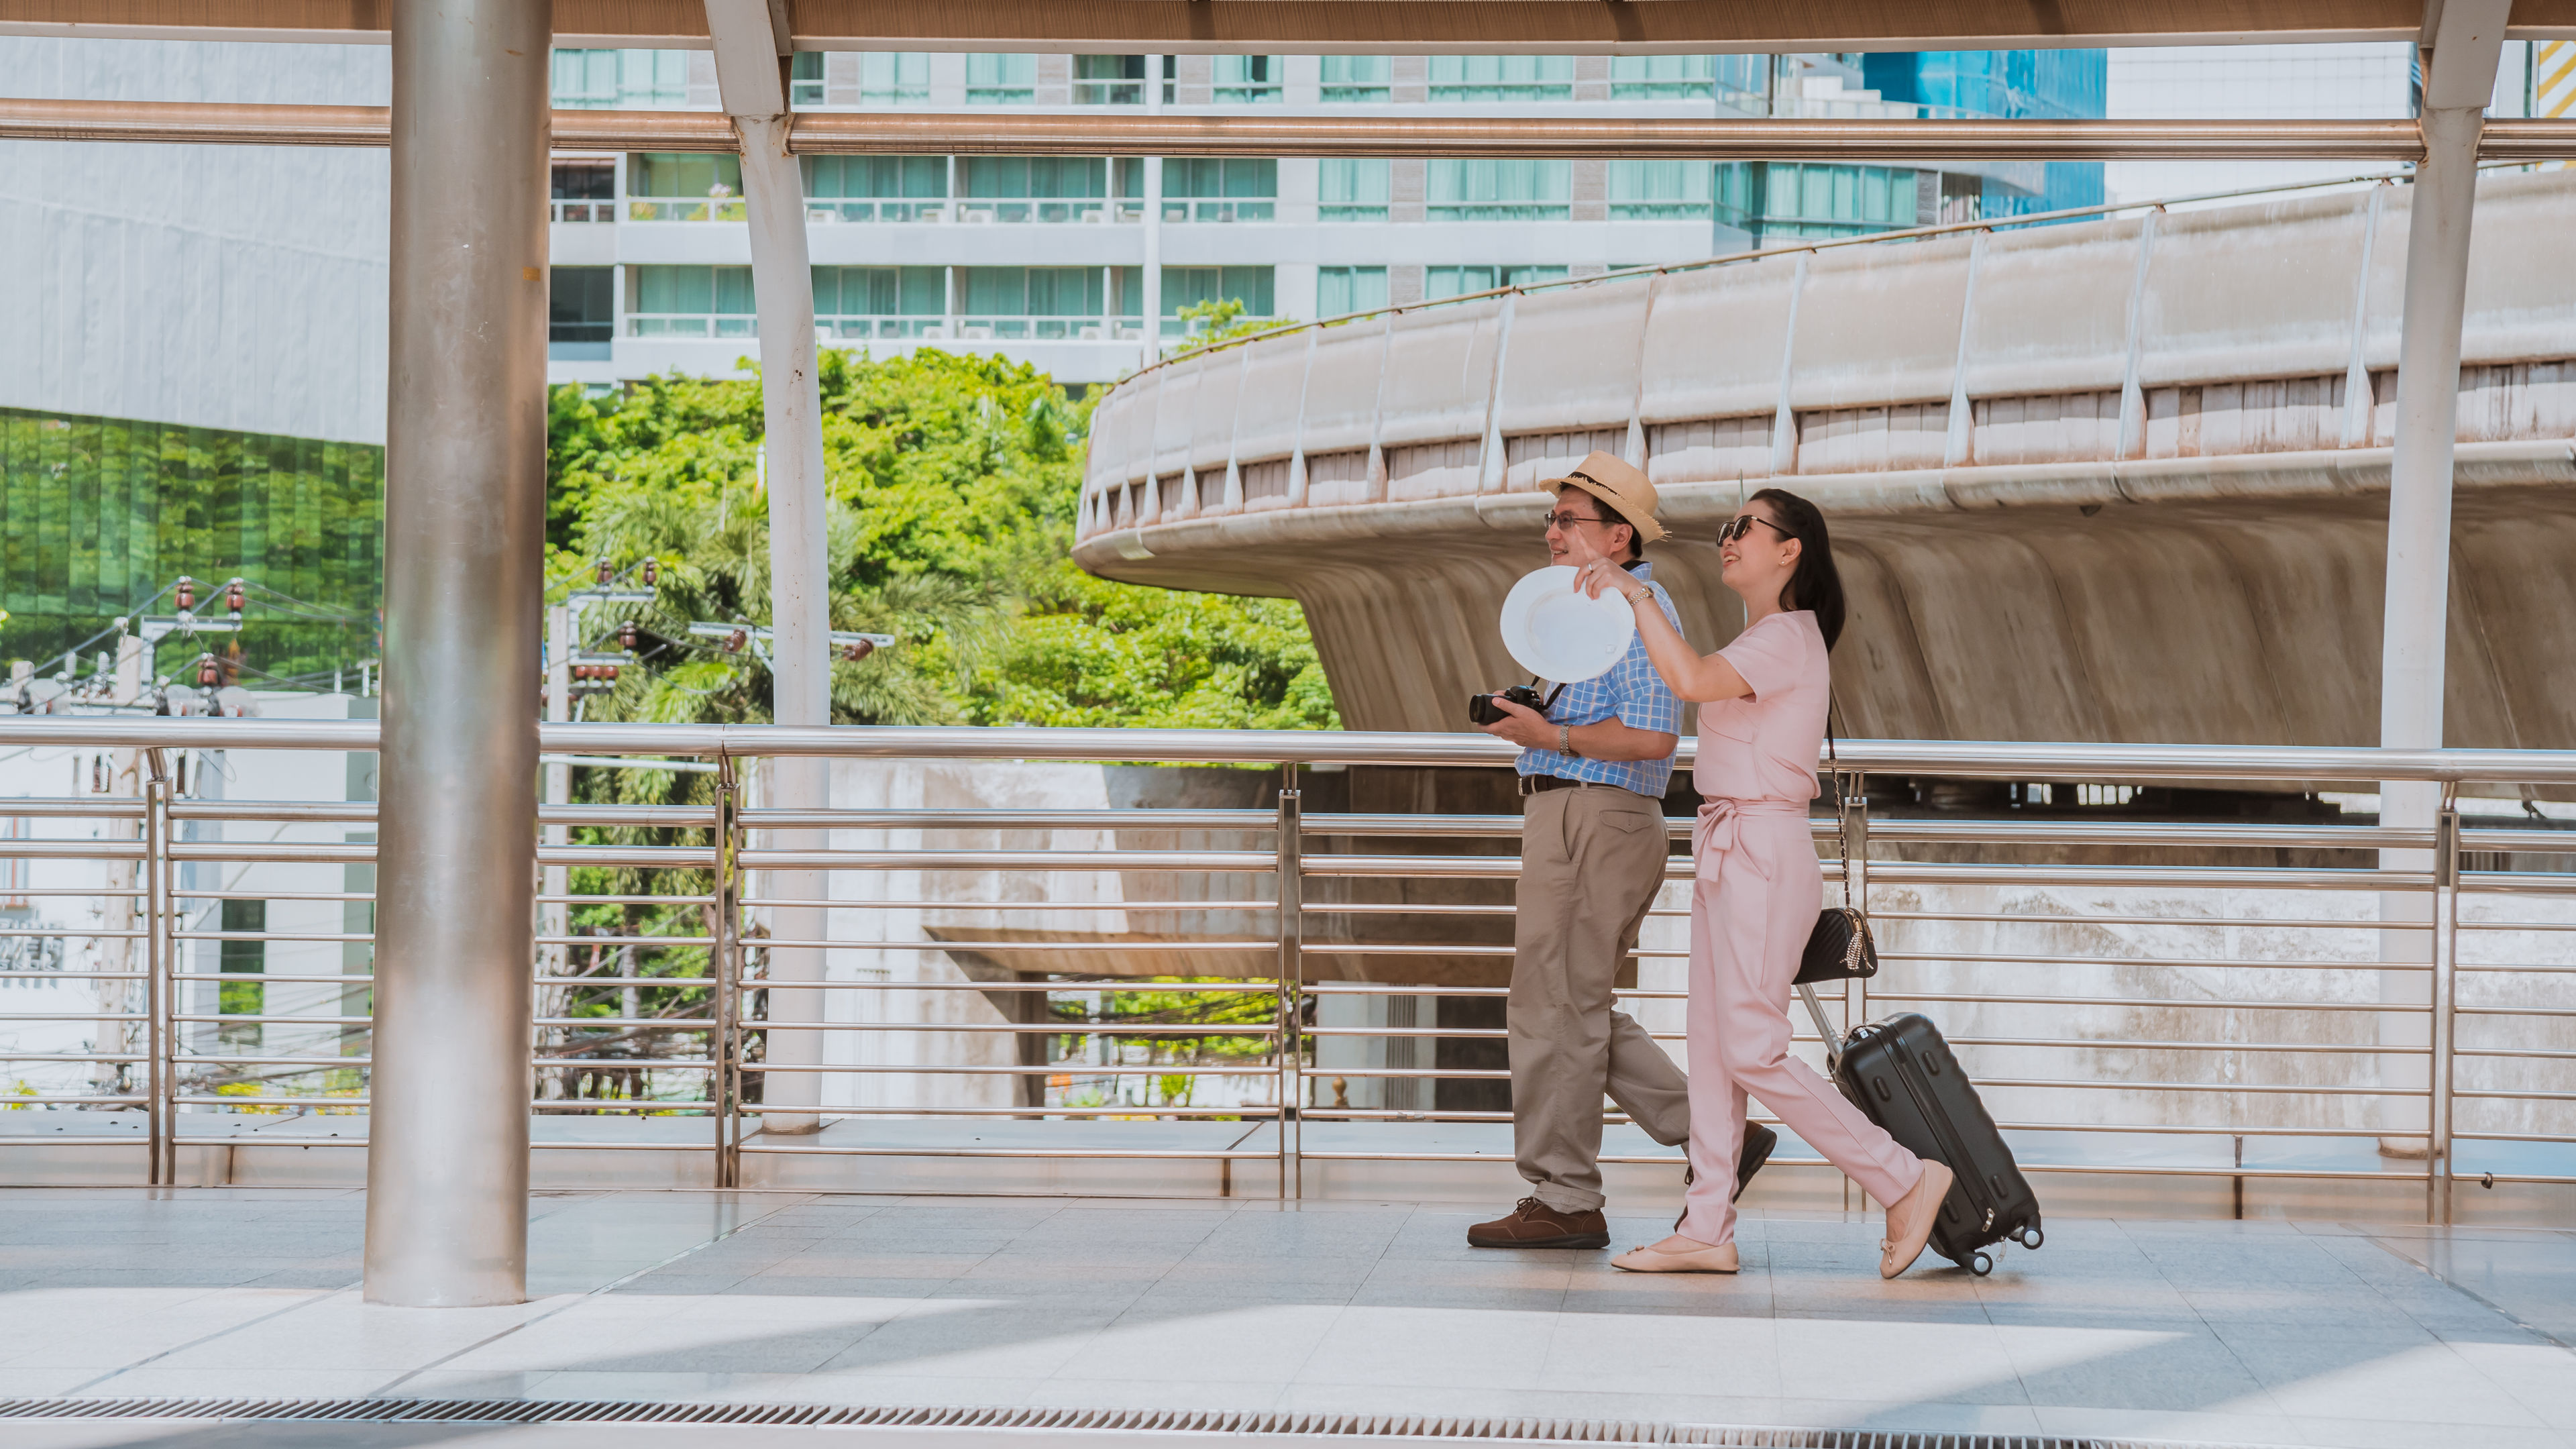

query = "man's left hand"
[1477,694,1558,751]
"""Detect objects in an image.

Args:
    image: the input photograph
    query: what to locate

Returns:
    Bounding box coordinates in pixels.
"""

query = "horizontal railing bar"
[738,1063,1259,1074]
[533,976,715,987]
[2457,1004,2576,1017]
[742,808,1275,830]
[0,1053,148,1063]
[1872,951,2426,972]
[7,718,2576,786]
[734,1143,1277,1160]
[0,969,147,978]
[174,890,372,903]
[170,972,374,984]
[1865,909,2430,931]
[743,978,1276,991]
[740,849,1272,871]
[735,1103,1263,1119]
[537,1060,716,1070]
[747,938,1272,953]
[172,1055,370,1067]
[2455,1046,2576,1059]
[166,1013,366,1025]
[1860,819,2432,849]
[739,1021,1279,1035]
[2455,1131,2576,1144]
[0,1095,148,1106]
[0,840,145,860]
[174,932,374,945]
[0,798,146,817]
[1863,991,2415,1012]
[741,898,1277,912]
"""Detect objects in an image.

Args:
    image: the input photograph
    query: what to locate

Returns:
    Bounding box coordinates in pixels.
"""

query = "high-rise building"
[543,48,2110,390]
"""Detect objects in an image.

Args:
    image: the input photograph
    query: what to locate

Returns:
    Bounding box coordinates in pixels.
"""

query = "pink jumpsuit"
[1678,610,1925,1246]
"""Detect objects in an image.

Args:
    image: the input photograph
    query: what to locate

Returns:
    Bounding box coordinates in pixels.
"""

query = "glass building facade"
[1716,50,2108,243]
[0,409,383,681]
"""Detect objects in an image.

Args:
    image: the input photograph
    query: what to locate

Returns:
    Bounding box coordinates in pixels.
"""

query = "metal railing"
[1,719,2569,1224]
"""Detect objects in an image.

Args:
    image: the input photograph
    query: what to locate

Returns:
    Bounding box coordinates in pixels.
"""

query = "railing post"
[1841,771,1870,1044]
[143,749,172,1187]
[1839,771,1870,1212]
[2430,793,2460,1226]
[1276,763,1302,1201]
[713,755,742,1191]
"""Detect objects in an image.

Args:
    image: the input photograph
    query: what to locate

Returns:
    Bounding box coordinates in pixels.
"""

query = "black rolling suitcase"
[1796,983,2043,1275]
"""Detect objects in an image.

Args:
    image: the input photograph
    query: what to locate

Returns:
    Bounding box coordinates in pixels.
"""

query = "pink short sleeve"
[1718,614,1805,702]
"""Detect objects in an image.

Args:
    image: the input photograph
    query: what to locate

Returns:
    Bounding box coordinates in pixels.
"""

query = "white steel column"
[366,0,549,1307]
[707,0,833,1137]
[2377,0,2507,1166]
[542,605,569,979]
[1142,56,1164,361]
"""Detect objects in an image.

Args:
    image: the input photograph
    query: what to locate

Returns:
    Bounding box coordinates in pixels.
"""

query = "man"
[1466,451,1776,1249]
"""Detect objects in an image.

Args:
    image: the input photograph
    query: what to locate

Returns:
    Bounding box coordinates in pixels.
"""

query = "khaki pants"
[1510,783,1691,1214]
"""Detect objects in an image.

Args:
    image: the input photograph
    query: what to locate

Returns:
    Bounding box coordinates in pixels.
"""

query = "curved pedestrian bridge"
[1075,171,2576,745]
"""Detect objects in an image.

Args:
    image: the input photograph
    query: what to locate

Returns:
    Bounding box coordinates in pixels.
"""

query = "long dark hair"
[1746,487,1845,649]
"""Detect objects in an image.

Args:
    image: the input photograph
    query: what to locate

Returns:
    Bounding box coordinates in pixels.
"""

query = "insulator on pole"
[726,629,747,653]
[596,558,614,586]
[197,656,217,686]
[618,619,637,651]
[842,639,875,662]
[176,576,196,611]
[641,558,657,587]
[225,580,245,614]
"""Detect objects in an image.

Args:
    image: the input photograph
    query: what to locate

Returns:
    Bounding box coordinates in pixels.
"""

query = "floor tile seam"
[2112,1212,2300,1419]
[50,1284,351,1398]
[2360,1234,2576,1354]
[363,1191,820,1400]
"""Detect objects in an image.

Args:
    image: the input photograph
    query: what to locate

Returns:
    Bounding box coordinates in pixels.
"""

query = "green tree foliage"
[547,349,1338,731]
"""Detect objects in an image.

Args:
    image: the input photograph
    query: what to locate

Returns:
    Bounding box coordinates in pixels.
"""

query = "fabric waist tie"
[1692,797,1811,858]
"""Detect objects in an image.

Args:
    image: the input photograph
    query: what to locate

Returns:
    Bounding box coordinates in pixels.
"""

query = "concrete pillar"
[706,0,831,1136]
[365,0,549,1307]
[2377,0,2506,1160]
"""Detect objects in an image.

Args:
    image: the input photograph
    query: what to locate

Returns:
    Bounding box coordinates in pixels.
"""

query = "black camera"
[1467,684,1550,727]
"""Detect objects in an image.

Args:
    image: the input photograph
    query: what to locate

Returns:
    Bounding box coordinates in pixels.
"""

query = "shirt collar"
[1624,559,1655,583]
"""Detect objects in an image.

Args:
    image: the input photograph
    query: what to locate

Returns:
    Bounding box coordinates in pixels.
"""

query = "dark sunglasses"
[1718,514,1796,544]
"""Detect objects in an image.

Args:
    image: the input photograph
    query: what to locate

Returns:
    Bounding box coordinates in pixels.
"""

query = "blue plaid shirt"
[1515,560,1683,798]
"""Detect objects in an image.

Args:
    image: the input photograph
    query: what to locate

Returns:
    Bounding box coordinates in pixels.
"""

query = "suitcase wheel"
[2016,1226,2043,1250]
[1968,1251,1994,1277]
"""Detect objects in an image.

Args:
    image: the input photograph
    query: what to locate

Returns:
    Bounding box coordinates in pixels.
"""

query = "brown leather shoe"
[1467,1196,1610,1249]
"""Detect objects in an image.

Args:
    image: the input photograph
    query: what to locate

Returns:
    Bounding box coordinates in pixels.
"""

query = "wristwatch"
[1558,723,1576,757]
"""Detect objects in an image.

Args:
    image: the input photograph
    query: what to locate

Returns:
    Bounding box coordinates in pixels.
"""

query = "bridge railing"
[0,718,2569,1224]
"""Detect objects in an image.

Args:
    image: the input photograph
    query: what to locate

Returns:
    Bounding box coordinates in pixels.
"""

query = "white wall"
[2106,44,2414,206]
[0,38,390,444]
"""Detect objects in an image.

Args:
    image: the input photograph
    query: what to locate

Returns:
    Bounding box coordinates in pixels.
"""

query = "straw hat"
[1541,449,1668,543]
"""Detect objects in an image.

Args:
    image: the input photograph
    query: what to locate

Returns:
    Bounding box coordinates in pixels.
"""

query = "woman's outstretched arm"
[1564,533,1753,704]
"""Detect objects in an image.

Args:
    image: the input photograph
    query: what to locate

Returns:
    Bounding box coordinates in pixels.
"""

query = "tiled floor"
[2,1187,2573,1448]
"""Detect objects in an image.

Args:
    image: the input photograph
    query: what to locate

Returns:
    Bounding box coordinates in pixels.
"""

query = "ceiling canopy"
[5,0,2571,52]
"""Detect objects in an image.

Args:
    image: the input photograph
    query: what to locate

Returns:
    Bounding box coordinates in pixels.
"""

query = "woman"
[1564,488,1953,1278]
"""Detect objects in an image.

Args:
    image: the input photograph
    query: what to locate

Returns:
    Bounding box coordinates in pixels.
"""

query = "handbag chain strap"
[1826,695,1860,917]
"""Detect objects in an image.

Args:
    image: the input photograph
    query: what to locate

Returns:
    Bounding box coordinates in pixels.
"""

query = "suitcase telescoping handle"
[1796,980,1846,1071]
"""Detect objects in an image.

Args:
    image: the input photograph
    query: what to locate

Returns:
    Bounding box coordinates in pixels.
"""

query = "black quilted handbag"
[1795,720,1879,986]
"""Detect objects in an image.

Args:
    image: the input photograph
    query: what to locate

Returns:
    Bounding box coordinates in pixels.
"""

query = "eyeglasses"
[1544,511,1612,532]
[1717,514,1795,543]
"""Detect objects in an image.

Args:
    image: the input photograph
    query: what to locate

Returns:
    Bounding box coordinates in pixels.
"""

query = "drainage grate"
[0,1398,2292,1447]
